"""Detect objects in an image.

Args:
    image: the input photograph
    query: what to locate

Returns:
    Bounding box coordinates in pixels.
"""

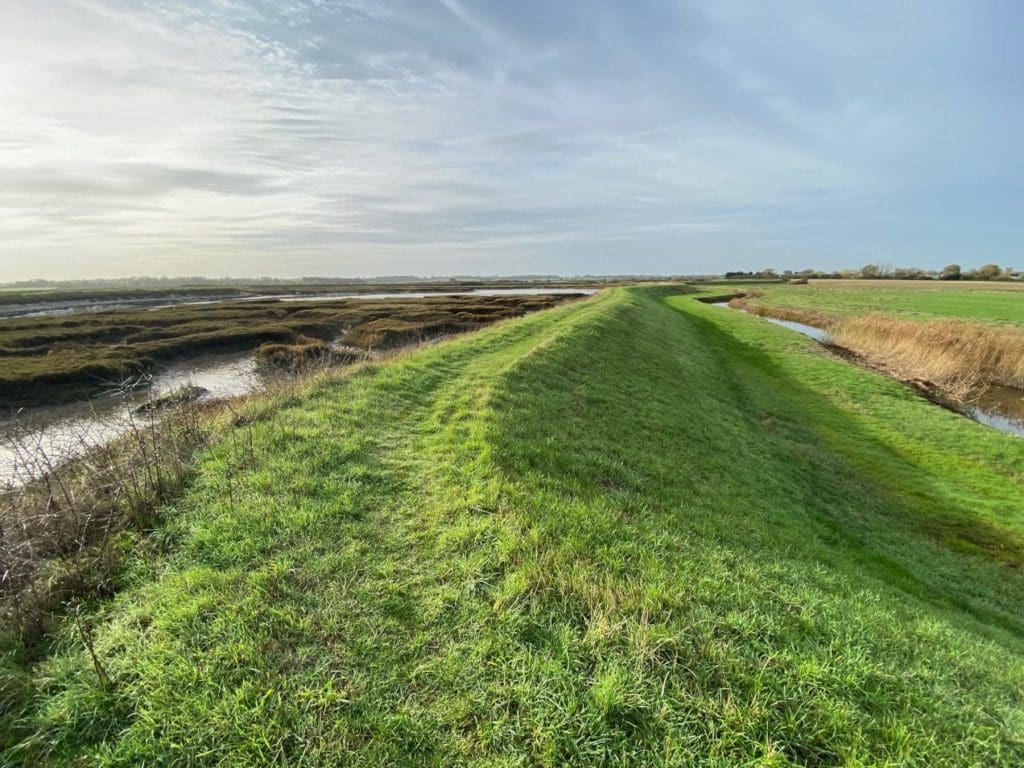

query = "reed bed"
[832,314,1024,399]
[728,295,1024,401]
[728,297,839,330]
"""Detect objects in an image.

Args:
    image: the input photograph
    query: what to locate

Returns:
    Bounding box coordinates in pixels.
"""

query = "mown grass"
[0,294,577,407]
[2,286,1023,765]
[717,280,1024,325]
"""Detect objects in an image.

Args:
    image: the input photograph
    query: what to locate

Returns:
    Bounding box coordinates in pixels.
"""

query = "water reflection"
[0,353,264,486]
[709,301,1023,438]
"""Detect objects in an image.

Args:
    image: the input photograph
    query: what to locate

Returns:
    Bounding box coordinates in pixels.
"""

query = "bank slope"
[4,287,1023,766]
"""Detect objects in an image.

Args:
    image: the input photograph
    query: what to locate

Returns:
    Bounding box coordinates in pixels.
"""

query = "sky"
[2,1,1023,280]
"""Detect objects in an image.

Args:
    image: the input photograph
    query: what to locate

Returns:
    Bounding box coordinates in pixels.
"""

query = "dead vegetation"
[255,337,364,373]
[1,392,212,648]
[726,295,1024,402]
[832,314,1024,399]
[727,296,839,330]
[339,316,483,348]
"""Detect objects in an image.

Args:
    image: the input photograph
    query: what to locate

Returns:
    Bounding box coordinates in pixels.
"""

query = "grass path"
[4,287,1023,766]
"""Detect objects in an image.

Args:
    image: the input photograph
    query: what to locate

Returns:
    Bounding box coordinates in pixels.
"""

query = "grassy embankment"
[3,286,1023,765]
[0,294,576,408]
[720,280,1024,399]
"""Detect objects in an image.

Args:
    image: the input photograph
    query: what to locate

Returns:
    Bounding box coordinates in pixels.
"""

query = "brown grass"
[725,295,1024,401]
[255,338,363,373]
[728,297,839,330]
[831,314,1024,399]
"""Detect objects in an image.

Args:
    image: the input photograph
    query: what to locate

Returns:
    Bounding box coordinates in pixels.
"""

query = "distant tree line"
[1,274,637,290]
[5,266,1019,290]
[722,263,1019,282]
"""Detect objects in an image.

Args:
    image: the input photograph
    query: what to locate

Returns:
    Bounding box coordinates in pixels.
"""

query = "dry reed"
[1,389,211,647]
[728,298,839,331]
[727,297,1024,401]
[831,314,1024,399]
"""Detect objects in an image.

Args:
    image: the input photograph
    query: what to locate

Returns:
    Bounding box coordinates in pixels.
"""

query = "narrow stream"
[966,386,1024,437]
[5,293,1016,486]
[724,309,832,343]
[710,302,1024,438]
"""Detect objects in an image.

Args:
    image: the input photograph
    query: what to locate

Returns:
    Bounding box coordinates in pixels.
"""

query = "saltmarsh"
[0,293,575,408]
[2,286,1022,765]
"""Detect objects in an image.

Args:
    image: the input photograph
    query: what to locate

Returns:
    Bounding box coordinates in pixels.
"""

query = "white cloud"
[0,0,1021,278]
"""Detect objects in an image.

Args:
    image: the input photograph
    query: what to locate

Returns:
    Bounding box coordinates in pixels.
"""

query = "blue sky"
[1,0,1022,279]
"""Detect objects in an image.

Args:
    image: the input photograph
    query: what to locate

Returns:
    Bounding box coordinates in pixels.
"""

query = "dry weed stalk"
[1,383,209,647]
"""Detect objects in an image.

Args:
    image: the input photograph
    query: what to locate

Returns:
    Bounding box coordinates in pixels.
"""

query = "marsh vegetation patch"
[0,293,585,408]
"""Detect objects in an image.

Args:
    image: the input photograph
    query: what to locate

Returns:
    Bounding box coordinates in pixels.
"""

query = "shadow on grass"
[488,286,1024,641]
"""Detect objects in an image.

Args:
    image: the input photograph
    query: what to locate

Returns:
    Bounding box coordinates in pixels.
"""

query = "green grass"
[708,280,1024,325]
[3,286,1023,765]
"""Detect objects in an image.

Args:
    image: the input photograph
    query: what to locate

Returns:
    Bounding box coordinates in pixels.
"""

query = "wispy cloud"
[1,0,1022,278]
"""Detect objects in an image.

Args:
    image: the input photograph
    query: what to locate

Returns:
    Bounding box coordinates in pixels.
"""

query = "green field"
[4,286,1023,765]
[710,279,1024,325]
